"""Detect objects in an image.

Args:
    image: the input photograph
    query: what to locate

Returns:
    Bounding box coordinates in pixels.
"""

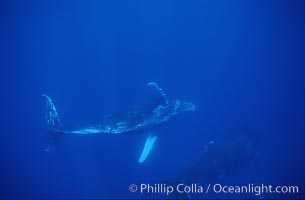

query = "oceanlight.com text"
[212,183,299,196]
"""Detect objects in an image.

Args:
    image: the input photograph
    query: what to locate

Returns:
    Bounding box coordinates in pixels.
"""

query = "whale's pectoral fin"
[138,133,158,163]
[147,82,168,105]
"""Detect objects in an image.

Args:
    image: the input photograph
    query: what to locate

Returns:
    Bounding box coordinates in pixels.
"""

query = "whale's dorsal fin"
[138,133,158,163]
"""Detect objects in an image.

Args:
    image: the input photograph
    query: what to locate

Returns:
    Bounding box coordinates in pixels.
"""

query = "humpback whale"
[43,82,196,163]
[167,124,260,199]
[181,124,259,182]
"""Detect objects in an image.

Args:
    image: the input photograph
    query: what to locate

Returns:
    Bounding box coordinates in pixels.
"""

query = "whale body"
[43,82,196,163]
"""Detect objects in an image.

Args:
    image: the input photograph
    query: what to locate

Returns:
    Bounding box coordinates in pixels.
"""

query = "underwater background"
[1,0,305,199]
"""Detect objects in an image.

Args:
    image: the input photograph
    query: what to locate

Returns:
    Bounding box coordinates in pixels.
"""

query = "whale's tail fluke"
[43,95,63,151]
[43,94,61,130]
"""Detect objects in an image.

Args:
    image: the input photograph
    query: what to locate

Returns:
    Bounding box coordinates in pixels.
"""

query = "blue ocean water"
[1,0,305,199]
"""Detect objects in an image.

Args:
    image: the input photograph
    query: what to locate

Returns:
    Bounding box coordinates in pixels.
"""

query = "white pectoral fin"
[138,133,158,163]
